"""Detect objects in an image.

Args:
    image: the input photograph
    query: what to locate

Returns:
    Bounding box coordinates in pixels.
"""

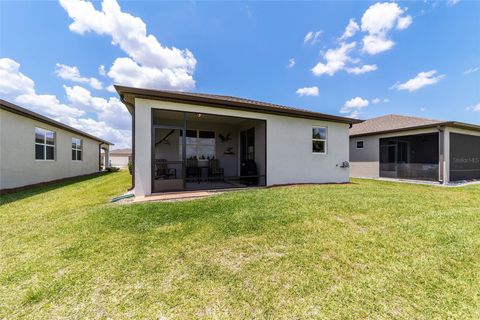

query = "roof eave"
[115,85,363,125]
[0,99,114,145]
[350,121,480,137]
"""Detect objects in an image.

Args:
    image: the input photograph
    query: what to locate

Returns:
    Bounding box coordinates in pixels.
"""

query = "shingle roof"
[350,114,480,136]
[0,99,113,145]
[350,114,444,136]
[110,148,132,155]
[115,85,362,124]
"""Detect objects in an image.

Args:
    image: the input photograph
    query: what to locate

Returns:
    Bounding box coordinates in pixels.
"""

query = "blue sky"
[1,0,479,147]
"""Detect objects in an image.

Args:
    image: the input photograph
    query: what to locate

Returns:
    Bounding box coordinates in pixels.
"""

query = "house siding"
[0,109,101,190]
[134,98,350,197]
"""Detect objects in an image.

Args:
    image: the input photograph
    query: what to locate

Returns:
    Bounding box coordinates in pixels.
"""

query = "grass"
[1,171,479,319]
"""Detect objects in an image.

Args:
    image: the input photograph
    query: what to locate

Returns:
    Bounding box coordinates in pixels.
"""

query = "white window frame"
[35,127,55,161]
[72,138,83,161]
[356,140,364,149]
[179,129,216,159]
[312,126,327,154]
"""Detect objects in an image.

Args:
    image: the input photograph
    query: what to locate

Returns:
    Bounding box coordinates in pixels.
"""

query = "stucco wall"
[110,155,130,168]
[0,109,101,190]
[134,98,351,196]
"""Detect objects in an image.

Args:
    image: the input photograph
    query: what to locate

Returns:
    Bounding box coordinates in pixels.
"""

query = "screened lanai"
[151,109,266,193]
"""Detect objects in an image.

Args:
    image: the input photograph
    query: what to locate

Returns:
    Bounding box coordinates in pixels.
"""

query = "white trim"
[312,126,328,154]
[34,127,56,161]
[71,137,83,161]
[356,140,364,149]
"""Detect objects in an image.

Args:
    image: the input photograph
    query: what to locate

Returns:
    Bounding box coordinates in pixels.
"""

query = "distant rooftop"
[350,114,480,137]
[109,148,132,155]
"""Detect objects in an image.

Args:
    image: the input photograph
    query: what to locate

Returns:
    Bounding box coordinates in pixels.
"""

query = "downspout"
[98,143,102,171]
[120,95,135,191]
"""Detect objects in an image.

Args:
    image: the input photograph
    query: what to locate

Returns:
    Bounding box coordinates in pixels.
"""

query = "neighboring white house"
[108,148,132,168]
[349,114,480,183]
[0,99,112,192]
[115,85,361,197]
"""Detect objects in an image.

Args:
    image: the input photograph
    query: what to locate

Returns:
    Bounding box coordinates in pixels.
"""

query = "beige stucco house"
[349,114,480,183]
[116,85,361,197]
[0,99,112,192]
[108,148,132,168]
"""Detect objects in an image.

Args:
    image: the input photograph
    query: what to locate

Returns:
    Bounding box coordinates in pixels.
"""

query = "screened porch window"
[180,130,215,159]
[312,127,327,154]
[35,127,55,160]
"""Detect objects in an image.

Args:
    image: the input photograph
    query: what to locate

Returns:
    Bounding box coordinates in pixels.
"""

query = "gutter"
[120,95,136,191]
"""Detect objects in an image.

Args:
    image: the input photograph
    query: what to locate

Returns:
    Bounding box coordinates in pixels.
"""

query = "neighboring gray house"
[0,99,112,192]
[115,85,361,197]
[349,114,480,183]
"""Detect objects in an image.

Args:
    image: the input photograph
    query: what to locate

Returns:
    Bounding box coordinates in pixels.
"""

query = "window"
[180,130,215,158]
[72,138,83,161]
[312,127,327,154]
[356,140,364,149]
[35,127,55,160]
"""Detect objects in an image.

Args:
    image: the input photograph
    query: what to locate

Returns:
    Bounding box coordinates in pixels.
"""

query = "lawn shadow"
[0,172,114,205]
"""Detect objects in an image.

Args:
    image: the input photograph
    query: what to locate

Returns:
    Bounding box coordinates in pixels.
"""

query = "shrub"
[128,161,133,175]
[106,166,120,172]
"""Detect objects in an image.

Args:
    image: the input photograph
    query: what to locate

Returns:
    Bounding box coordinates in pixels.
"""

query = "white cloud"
[346,110,362,119]
[464,67,479,75]
[420,107,427,112]
[360,2,412,55]
[1,57,131,147]
[340,19,360,40]
[466,103,480,112]
[371,97,390,104]
[55,63,103,90]
[340,96,369,117]
[346,64,377,74]
[311,42,356,76]
[15,93,85,120]
[392,70,446,92]
[106,57,195,90]
[0,58,85,119]
[59,0,196,91]
[344,96,369,109]
[65,117,131,148]
[304,30,322,45]
[64,85,130,130]
[447,0,460,6]
[0,58,35,96]
[296,86,319,97]
[397,16,413,30]
[286,58,296,69]
[98,64,106,76]
[362,34,395,55]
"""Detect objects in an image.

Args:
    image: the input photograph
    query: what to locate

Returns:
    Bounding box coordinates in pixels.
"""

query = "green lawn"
[1,171,479,319]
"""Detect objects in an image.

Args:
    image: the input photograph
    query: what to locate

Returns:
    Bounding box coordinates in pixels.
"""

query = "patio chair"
[208,159,224,181]
[155,159,176,179]
[240,159,258,185]
[186,157,201,182]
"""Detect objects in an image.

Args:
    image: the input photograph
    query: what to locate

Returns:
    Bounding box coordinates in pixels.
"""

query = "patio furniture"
[240,159,258,185]
[186,158,201,182]
[208,159,224,181]
[155,159,176,179]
